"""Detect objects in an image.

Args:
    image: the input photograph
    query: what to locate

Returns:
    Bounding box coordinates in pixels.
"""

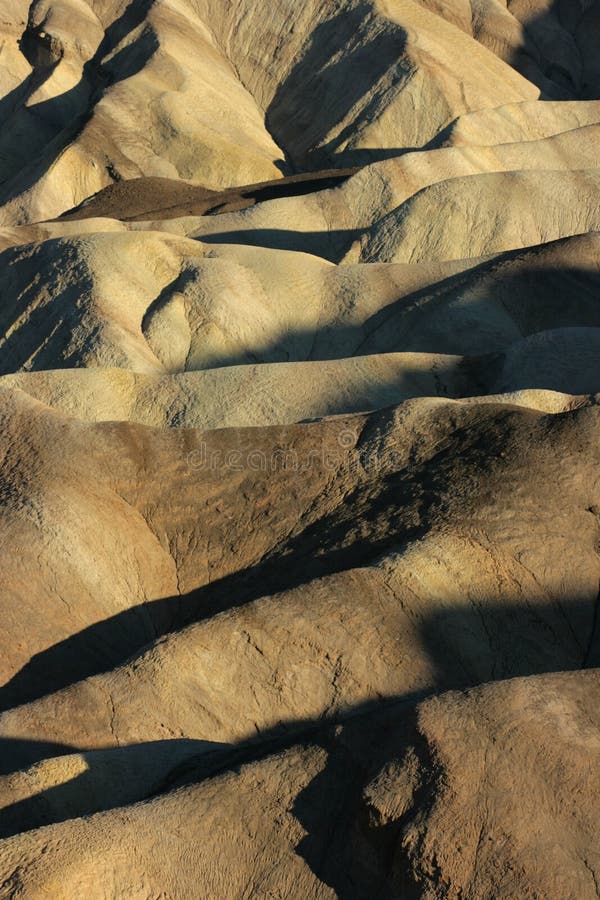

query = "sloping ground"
[0,0,600,897]
[2,669,600,897]
[56,169,359,222]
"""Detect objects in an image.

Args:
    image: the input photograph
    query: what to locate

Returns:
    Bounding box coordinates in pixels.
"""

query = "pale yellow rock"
[445,100,600,146]
[362,169,600,263]
[136,126,600,263]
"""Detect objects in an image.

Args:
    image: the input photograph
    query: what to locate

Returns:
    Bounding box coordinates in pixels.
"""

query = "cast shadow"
[0,0,157,204]
[265,0,409,170]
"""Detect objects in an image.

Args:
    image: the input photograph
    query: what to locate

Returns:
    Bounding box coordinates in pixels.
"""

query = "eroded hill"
[0,0,600,897]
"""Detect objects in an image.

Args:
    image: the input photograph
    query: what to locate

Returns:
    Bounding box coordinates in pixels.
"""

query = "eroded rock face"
[0,0,599,896]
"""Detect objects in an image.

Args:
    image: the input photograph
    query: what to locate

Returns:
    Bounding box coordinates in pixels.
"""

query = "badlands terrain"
[0,0,600,896]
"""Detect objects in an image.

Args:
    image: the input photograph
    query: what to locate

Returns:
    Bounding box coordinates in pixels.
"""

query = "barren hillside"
[0,0,599,896]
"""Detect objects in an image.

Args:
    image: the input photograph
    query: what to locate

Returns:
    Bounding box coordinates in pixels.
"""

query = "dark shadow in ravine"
[0,398,528,708]
[0,697,421,842]
[0,736,227,838]
[506,0,600,100]
[265,1,409,170]
[0,0,157,203]
[0,582,598,893]
[0,239,97,376]
[288,698,426,899]
[0,61,59,144]
[56,168,358,223]
[2,241,599,380]
[0,255,598,706]
[176,240,596,356]
[197,227,362,263]
[0,438,439,709]
[157,248,600,365]
[0,693,440,897]
[0,737,75,778]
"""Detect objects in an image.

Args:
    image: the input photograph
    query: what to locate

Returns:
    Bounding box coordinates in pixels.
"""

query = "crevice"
[583,582,600,668]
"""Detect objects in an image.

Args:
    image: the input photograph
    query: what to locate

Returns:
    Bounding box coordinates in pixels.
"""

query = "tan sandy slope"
[0,0,599,896]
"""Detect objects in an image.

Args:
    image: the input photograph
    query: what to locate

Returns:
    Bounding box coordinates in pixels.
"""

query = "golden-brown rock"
[0,0,599,896]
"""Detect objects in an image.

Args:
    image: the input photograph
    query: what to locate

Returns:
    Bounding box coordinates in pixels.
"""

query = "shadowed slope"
[0,0,599,895]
